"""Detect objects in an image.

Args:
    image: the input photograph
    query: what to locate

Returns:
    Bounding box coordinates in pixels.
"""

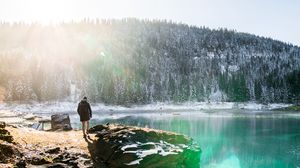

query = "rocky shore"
[0,121,93,168]
[0,121,201,168]
[88,124,201,168]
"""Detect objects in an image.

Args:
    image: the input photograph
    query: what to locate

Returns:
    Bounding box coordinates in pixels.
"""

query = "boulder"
[0,134,13,143]
[0,121,5,128]
[50,114,72,131]
[45,147,61,154]
[88,124,201,168]
[0,122,20,163]
[0,143,18,163]
[0,122,13,143]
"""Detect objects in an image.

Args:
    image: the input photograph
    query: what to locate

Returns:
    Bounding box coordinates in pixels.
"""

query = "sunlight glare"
[3,0,135,24]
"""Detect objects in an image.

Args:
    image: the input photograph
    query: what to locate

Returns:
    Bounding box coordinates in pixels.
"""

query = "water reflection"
[62,110,300,167]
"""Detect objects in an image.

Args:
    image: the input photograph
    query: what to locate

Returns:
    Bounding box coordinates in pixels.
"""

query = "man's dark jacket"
[77,100,92,121]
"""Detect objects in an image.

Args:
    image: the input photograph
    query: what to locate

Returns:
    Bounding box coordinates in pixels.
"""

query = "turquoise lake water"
[54,109,300,168]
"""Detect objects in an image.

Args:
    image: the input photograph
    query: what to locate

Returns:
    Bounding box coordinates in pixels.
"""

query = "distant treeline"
[0,18,300,104]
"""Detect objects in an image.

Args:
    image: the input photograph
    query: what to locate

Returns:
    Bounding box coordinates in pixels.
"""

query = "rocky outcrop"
[51,114,72,131]
[0,122,20,164]
[15,146,93,168]
[0,122,92,168]
[0,122,13,143]
[88,124,201,168]
[1,121,200,168]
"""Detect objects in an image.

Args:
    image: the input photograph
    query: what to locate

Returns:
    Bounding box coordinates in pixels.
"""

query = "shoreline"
[0,102,299,167]
[1,122,201,168]
[0,101,295,113]
[7,126,90,154]
[0,102,299,129]
[1,124,94,168]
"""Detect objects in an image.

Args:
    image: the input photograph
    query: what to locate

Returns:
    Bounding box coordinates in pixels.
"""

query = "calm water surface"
[41,109,300,168]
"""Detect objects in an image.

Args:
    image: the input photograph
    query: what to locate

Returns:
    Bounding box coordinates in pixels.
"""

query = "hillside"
[0,19,299,104]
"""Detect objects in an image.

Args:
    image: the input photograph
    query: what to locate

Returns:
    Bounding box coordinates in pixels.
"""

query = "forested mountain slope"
[0,19,299,104]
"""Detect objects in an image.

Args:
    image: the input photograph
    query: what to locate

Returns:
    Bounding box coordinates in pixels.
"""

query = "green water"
[73,110,300,168]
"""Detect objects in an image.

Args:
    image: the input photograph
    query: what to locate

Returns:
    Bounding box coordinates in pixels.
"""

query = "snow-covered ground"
[131,102,291,111]
[0,101,297,127]
[0,101,292,114]
[0,102,291,117]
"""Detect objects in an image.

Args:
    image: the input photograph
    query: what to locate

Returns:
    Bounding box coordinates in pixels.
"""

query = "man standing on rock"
[77,96,92,137]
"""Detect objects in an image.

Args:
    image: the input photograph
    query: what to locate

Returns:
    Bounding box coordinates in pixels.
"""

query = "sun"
[4,0,135,24]
[23,0,77,24]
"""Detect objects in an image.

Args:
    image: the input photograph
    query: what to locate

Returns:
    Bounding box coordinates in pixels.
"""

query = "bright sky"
[0,0,299,46]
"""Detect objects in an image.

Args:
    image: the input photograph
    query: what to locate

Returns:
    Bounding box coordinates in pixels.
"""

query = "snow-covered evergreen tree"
[0,19,299,104]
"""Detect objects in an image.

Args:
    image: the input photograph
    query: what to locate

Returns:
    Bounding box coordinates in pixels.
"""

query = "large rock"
[0,143,19,163]
[0,122,13,143]
[88,124,201,168]
[0,121,6,128]
[50,114,72,131]
[0,122,20,163]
